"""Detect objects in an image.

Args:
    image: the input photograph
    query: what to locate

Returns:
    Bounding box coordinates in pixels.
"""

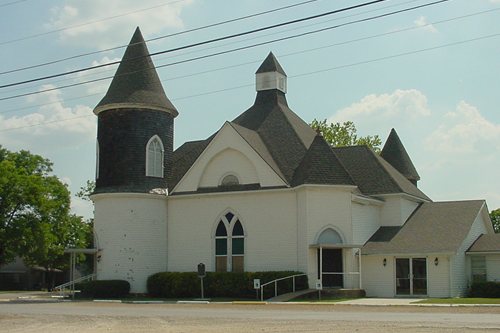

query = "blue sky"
[0,0,499,219]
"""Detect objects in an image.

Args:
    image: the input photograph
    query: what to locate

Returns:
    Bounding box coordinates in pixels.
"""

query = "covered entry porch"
[310,243,363,289]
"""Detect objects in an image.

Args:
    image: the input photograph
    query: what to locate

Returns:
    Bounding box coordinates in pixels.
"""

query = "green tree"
[491,209,500,233]
[0,146,90,286]
[310,119,382,153]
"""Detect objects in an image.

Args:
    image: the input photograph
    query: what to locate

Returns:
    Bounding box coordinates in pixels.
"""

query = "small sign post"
[197,263,206,299]
[253,279,261,299]
[315,279,322,301]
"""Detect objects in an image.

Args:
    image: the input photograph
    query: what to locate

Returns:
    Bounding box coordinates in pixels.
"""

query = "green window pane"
[216,238,227,255]
[232,238,244,255]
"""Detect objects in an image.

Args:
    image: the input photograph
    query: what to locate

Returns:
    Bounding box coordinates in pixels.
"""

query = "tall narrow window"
[471,256,487,283]
[146,136,164,177]
[214,212,245,272]
[215,221,227,272]
[232,220,244,272]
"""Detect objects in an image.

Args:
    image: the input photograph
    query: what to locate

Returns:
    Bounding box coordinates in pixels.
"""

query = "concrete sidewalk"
[336,298,423,306]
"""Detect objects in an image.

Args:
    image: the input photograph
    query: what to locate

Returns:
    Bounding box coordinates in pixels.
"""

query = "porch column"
[319,246,323,285]
[358,248,362,289]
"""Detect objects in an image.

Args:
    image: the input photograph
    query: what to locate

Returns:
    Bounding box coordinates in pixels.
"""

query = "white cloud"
[45,0,193,48]
[0,85,96,148]
[425,101,500,154]
[328,90,500,209]
[329,89,431,137]
[414,16,438,33]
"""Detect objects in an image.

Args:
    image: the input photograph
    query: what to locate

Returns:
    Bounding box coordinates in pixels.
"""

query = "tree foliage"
[490,209,500,233]
[310,119,382,153]
[0,146,90,276]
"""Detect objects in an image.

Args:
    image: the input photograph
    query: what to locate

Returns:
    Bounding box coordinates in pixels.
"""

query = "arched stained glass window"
[146,136,164,177]
[214,212,245,273]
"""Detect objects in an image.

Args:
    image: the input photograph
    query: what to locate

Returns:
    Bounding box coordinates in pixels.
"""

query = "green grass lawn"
[416,298,500,304]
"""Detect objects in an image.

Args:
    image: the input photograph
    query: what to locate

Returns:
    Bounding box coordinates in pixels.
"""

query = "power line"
[1,0,426,95]
[0,0,451,101]
[0,0,190,46]
[1,32,497,133]
[0,0,320,75]
[0,0,392,88]
[0,0,29,8]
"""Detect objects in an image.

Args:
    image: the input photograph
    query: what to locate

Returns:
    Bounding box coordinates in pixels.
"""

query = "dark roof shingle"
[363,200,486,255]
[94,27,177,116]
[467,233,500,253]
[381,128,420,183]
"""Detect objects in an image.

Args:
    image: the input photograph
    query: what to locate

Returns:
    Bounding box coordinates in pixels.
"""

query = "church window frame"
[220,174,240,187]
[146,135,164,178]
[214,211,245,272]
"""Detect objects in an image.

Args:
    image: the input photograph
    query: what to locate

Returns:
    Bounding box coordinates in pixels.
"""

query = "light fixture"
[434,257,439,266]
[383,258,387,266]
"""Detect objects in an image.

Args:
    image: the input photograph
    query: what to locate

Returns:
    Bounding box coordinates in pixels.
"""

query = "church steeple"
[255,52,287,93]
[94,27,177,116]
[381,128,420,186]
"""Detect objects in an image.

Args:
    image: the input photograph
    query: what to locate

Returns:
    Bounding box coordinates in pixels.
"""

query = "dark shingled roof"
[363,200,486,255]
[94,27,177,116]
[170,137,213,190]
[255,52,286,75]
[467,234,500,253]
[232,89,316,183]
[380,128,420,183]
[333,146,430,200]
[292,135,355,186]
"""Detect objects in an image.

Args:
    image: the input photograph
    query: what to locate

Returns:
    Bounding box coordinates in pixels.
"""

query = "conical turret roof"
[381,128,420,184]
[255,52,286,75]
[94,27,177,116]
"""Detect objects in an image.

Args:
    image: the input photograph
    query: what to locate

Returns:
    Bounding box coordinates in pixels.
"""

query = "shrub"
[147,271,308,299]
[76,280,130,298]
[468,281,500,298]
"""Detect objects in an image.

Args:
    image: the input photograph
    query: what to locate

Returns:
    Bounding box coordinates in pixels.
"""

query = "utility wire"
[0,0,28,8]
[0,0,190,46]
[1,32,497,133]
[1,0,427,95]
[0,0,320,75]
[0,0,392,88]
[0,0,450,100]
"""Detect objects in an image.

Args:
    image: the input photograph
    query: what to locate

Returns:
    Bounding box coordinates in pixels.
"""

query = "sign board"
[315,280,322,290]
[253,279,261,289]
[197,263,206,278]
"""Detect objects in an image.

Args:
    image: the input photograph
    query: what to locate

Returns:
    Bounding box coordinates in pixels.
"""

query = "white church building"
[91,28,500,297]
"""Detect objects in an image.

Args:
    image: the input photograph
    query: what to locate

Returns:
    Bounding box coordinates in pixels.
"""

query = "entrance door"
[318,249,343,288]
[395,258,427,296]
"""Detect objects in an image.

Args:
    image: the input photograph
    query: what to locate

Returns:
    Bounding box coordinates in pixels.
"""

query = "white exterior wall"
[427,255,451,297]
[362,255,394,297]
[487,255,500,282]
[451,212,488,296]
[93,193,167,293]
[352,201,380,245]
[174,123,286,192]
[302,187,356,288]
[379,196,419,226]
[167,190,298,272]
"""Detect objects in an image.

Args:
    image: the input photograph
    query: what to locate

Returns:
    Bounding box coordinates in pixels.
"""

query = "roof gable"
[292,135,354,186]
[363,200,486,254]
[333,145,430,200]
[171,122,287,193]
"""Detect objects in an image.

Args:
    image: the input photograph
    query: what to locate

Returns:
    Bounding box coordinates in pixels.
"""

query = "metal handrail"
[260,273,307,301]
[54,273,96,296]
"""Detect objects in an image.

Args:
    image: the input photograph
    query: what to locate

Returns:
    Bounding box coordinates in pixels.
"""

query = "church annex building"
[91,28,500,296]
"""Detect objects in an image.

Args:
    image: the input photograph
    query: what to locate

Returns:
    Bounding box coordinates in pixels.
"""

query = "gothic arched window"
[146,135,164,177]
[214,211,245,272]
